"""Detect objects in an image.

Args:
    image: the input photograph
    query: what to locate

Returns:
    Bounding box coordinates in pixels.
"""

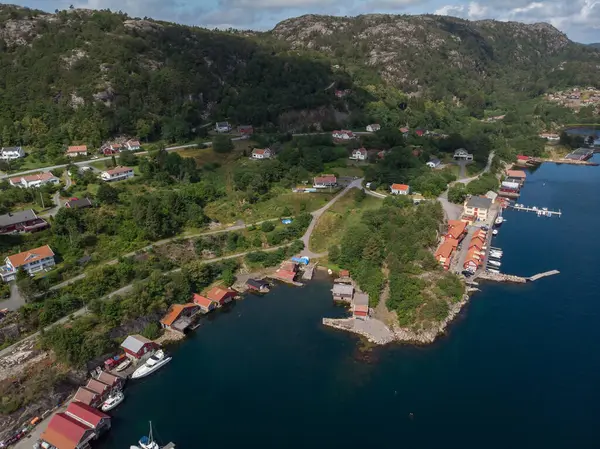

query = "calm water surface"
[99,158,600,449]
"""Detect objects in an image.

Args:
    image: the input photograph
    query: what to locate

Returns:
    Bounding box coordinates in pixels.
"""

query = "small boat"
[132,422,160,449]
[101,391,125,412]
[116,359,131,372]
[492,229,498,235]
[487,268,500,274]
[131,350,172,379]
[494,216,504,226]
[488,260,501,267]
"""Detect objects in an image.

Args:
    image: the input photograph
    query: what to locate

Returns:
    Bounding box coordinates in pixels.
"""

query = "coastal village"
[0,116,596,449]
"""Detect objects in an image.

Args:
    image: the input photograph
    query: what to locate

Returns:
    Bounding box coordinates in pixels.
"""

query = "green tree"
[447,184,467,204]
[141,322,161,340]
[221,270,235,287]
[213,135,234,153]
[96,183,119,204]
[261,221,275,232]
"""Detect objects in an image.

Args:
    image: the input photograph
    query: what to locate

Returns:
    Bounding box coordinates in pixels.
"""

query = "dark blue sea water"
[98,158,600,449]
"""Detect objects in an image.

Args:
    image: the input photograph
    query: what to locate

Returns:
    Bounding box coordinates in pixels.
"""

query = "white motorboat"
[492,229,498,235]
[494,216,504,226]
[101,391,124,412]
[131,350,172,379]
[488,260,501,267]
[116,359,131,372]
[489,254,503,260]
[487,268,500,274]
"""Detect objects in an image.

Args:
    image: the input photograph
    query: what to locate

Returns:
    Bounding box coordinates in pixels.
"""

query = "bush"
[261,221,275,232]
[141,322,162,340]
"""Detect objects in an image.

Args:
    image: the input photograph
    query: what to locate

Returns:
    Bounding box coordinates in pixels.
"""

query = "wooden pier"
[510,204,562,217]
[302,263,317,281]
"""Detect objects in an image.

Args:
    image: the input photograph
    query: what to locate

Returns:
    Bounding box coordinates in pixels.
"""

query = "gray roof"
[66,198,93,209]
[121,334,152,353]
[0,209,37,228]
[429,158,441,165]
[353,292,369,307]
[465,196,492,209]
[332,283,354,296]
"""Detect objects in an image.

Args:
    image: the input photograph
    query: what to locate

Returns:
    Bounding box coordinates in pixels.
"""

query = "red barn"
[120,334,159,360]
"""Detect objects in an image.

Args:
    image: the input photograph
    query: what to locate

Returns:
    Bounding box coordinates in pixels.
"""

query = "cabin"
[366,124,381,132]
[350,148,368,161]
[313,175,337,188]
[192,293,218,313]
[390,183,410,195]
[41,413,96,449]
[332,283,354,302]
[352,292,370,319]
[0,210,48,235]
[246,279,270,292]
[120,334,159,361]
[1,245,55,282]
[205,286,237,306]
[66,145,88,157]
[160,303,200,333]
[101,166,134,182]
[426,158,441,168]
[66,401,111,434]
[273,268,297,283]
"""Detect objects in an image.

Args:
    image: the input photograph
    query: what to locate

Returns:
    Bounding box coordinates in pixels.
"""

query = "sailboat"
[131,422,160,449]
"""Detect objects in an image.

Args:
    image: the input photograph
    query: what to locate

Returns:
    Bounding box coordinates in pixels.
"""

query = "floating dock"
[510,205,562,217]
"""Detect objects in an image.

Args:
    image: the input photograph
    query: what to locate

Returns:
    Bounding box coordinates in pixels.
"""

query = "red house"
[73,387,101,407]
[66,401,111,433]
[516,155,530,162]
[205,286,237,306]
[193,293,218,313]
[120,334,159,361]
[41,413,96,449]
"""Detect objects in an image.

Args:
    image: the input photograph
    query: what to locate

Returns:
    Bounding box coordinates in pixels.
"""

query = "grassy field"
[204,189,336,225]
[174,140,253,167]
[309,193,382,253]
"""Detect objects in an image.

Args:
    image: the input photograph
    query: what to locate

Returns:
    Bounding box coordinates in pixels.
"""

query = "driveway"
[0,283,25,311]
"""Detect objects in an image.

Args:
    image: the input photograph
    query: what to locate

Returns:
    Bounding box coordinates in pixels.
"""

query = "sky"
[13,0,600,43]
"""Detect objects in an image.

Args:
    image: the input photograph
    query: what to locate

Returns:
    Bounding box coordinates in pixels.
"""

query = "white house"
[0,147,25,160]
[251,148,272,160]
[0,244,55,282]
[332,130,355,140]
[9,172,60,188]
[313,175,337,188]
[215,122,231,133]
[66,145,88,157]
[350,148,368,161]
[453,148,473,160]
[126,140,141,151]
[539,133,560,141]
[101,166,134,182]
[426,158,441,168]
[366,124,381,132]
[463,196,492,221]
[390,183,410,195]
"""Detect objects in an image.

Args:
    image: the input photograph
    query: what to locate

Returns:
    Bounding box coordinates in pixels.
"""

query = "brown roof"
[506,169,526,179]
[85,378,109,395]
[274,269,296,281]
[205,286,236,302]
[160,303,197,326]
[7,245,54,269]
[105,166,132,175]
[435,241,454,260]
[73,387,98,406]
[96,371,120,386]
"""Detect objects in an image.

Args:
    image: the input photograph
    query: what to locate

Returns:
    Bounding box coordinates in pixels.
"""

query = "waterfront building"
[95,371,124,391]
[120,334,159,361]
[206,286,237,306]
[446,220,467,240]
[332,283,354,302]
[160,303,200,333]
[463,196,492,222]
[246,279,270,292]
[73,387,102,407]
[85,379,110,398]
[506,169,527,181]
[41,413,96,449]
[352,292,370,319]
[485,191,498,202]
[193,293,218,313]
[65,401,111,434]
[0,245,55,282]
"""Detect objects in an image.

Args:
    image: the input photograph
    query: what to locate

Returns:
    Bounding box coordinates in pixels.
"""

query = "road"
[0,143,199,180]
[299,178,363,258]
[455,151,495,184]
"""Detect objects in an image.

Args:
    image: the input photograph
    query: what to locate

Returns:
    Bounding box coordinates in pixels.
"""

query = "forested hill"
[0,5,336,147]
[271,14,600,102]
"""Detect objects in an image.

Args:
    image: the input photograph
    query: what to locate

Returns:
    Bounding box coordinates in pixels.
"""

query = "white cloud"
[467,1,488,18]
[434,4,465,15]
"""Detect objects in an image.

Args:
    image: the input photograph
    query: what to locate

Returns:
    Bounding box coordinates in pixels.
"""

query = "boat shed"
[160,303,199,333]
[66,401,111,433]
[205,286,237,306]
[192,293,218,313]
[332,283,354,301]
[95,371,124,391]
[246,279,270,292]
[41,413,96,449]
[120,334,159,361]
[73,387,101,408]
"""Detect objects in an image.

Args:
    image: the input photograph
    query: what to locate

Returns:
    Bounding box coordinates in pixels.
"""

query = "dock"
[302,263,317,281]
[510,204,562,217]
[476,269,559,283]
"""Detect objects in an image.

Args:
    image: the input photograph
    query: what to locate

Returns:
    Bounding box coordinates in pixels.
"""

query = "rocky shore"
[323,293,470,346]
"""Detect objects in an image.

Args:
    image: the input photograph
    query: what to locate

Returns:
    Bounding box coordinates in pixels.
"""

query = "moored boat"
[131,350,172,379]
[492,229,499,235]
[132,422,160,449]
[101,391,125,412]
[494,216,504,226]
[487,268,500,274]
[488,260,501,267]
[116,358,131,372]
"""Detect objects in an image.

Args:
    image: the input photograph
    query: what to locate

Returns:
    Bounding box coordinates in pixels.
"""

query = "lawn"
[174,140,254,167]
[309,193,382,253]
[204,189,336,225]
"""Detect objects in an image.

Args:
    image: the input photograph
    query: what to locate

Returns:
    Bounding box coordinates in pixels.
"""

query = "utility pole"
[39,191,45,209]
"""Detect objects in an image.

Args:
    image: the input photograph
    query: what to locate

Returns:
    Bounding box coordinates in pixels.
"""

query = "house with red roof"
[85,379,110,398]
[192,293,217,313]
[205,286,237,306]
[251,148,272,160]
[273,269,297,283]
[66,145,88,157]
[95,371,124,391]
[331,130,354,140]
[446,220,467,240]
[41,413,96,449]
[435,241,455,270]
[516,155,530,162]
[160,303,200,332]
[125,140,141,151]
[66,401,111,433]
[313,174,337,188]
[73,387,101,407]
[390,183,410,195]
